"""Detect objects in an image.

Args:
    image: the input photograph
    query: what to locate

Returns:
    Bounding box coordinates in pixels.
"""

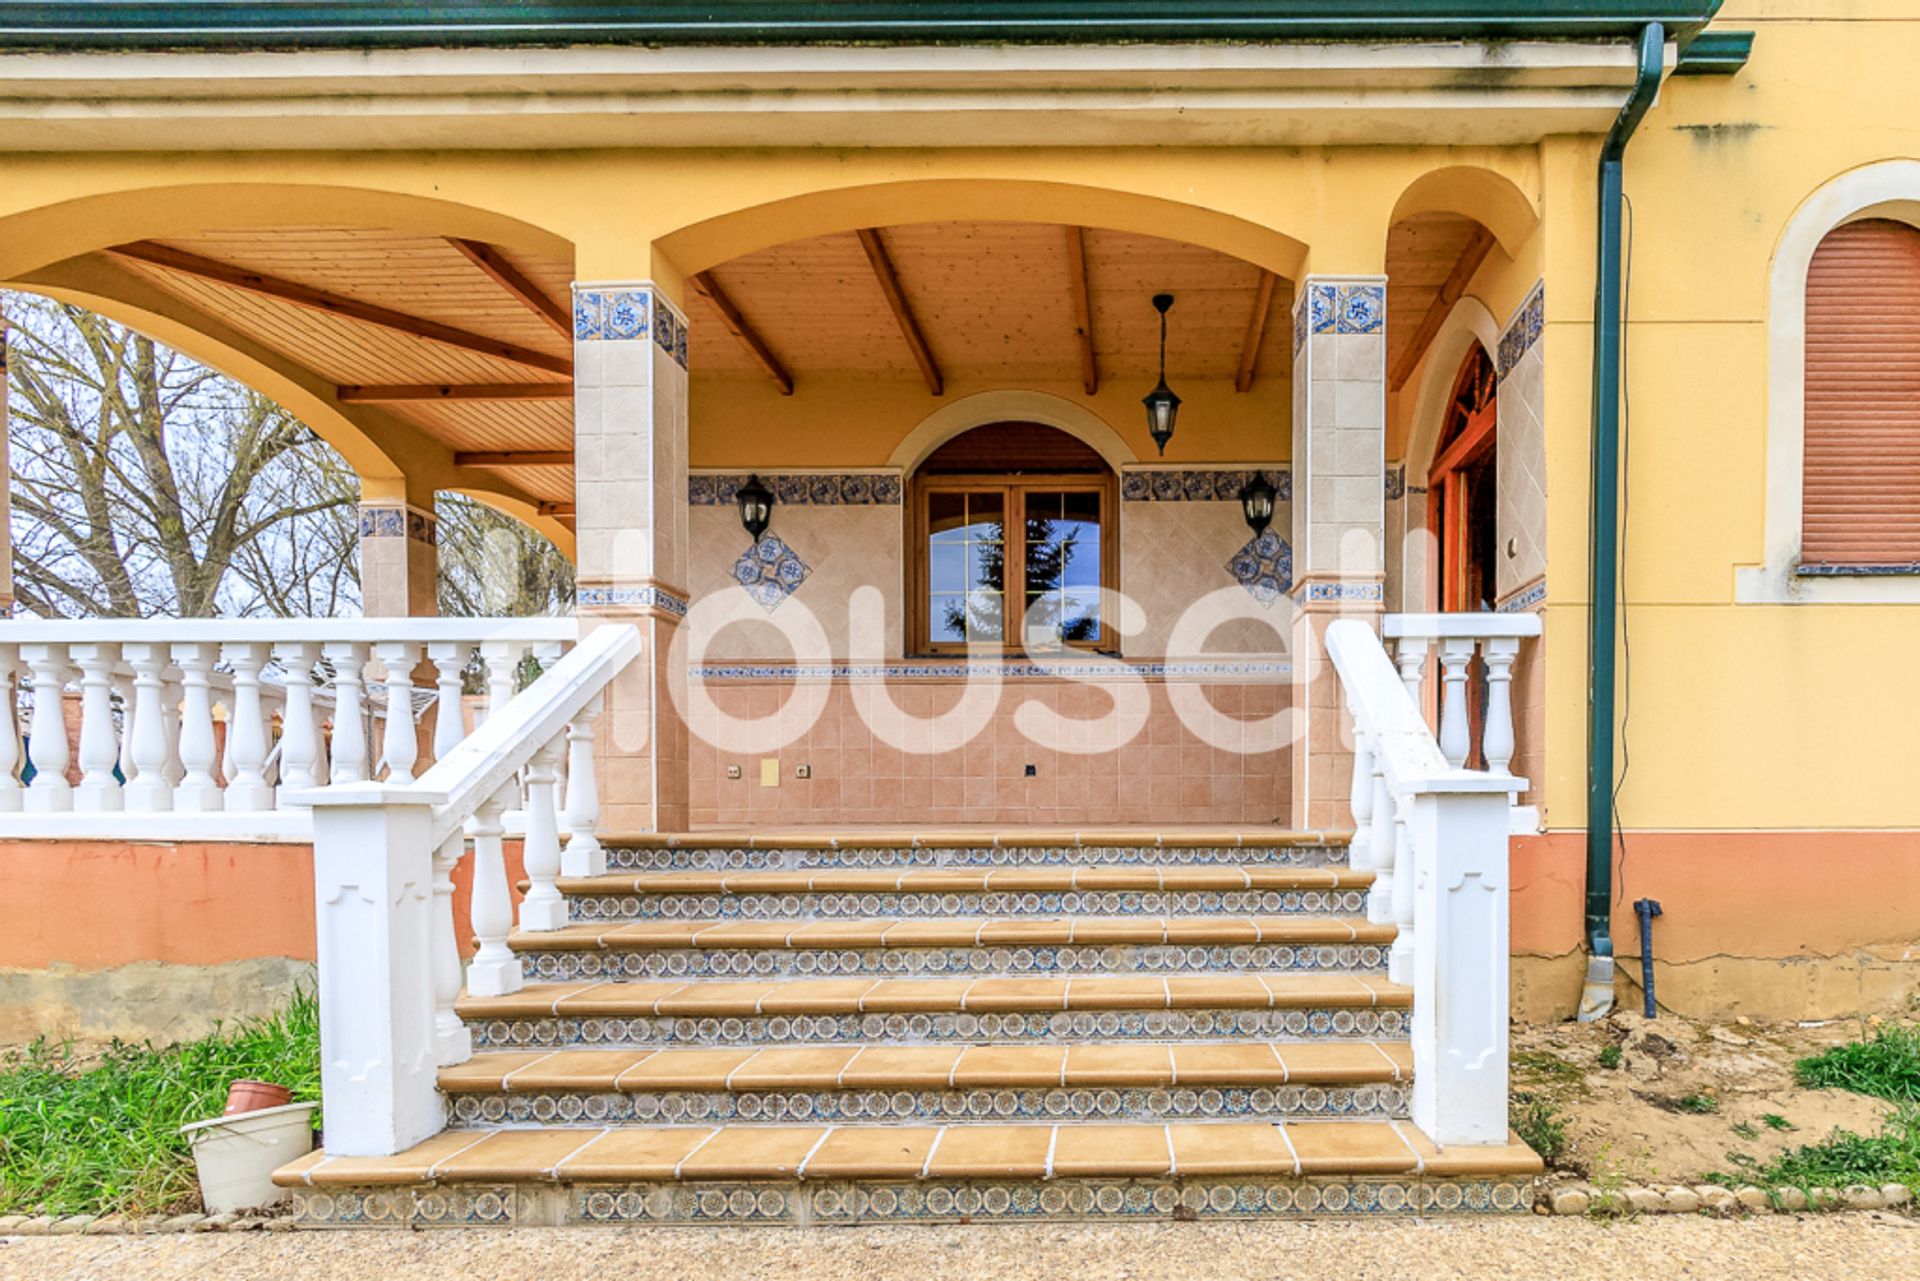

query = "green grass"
[1795,1024,1920,1104]
[1731,1121,1760,1141]
[1711,1109,1920,1199]
[0,992,320,1217]
[1762,1113,1796,1132]
[1511,1092,1569,1164]
[1679,1092,1721,1115]
[1597,1043,1623,1070]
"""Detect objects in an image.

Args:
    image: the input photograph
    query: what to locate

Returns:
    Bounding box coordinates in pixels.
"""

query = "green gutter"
[1579,21,1665,1022]
[0,2,1725,52]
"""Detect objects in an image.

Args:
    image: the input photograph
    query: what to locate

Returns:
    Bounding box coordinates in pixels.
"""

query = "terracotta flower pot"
[223,1079,292,1116]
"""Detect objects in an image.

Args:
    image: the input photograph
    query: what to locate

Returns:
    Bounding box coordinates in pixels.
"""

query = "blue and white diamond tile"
[572,291,605,341]
[1308,283,1337,334]
[605,290,650,341]
[733,534,812,612]
[1227,530,1293,608]
[1336,285,1385,335]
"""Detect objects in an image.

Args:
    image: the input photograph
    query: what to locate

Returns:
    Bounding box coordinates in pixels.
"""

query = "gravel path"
[4,1215,1919,1281]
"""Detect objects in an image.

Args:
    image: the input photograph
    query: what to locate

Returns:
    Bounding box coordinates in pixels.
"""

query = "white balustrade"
[517,735,568,932]
[464,783,523,995]
[561,693,605,877]
[1326,617,1523,1147]
[0,619,579,838]
[1382,613,1542,820]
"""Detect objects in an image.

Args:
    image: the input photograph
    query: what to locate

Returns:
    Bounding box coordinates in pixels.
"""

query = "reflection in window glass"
[1023,490,1101,644]
[927,490,1004,644]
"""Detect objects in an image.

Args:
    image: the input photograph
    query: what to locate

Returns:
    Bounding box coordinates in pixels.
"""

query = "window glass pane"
[926,489,1005,645]
[1021,489,1101,644]
[1060,588,1103,642]
[929,595,967,644]
[966,589,1004,642]
[1060,490,1101,589]
[929,543,967,594]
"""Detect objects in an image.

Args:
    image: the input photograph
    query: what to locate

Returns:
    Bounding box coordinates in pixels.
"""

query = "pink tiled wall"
[686,677,1292,827]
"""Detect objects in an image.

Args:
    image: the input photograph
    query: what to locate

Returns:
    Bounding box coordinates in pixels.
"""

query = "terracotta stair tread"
[457,973,1408,1020]
[508,915,1396,952]
[438,1040,1413,1093]
[275,1121,1541,1188]
[549,867,1369,895]
[595,828,1353,851]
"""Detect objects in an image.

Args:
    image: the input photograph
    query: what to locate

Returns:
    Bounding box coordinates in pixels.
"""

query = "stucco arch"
[0,183,573,283]
[1403,296,1503,482]
[657,179,1310,281]
[1386,165,1539,260]
[441,489,578,564]
[889,390,1137,477]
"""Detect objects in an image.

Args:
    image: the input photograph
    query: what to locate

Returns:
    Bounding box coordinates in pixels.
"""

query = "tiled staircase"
[275,829,1540,1227]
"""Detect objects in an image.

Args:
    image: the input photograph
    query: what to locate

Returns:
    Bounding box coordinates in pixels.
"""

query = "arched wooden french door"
[1427,344,1499,613]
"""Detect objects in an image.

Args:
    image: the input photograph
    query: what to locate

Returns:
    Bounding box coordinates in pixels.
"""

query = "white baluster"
[274,642,321,806]
[479,640,523,725]
[427,641,470,767]
[0,647,23,812]
[324,641,370,784]
[1367,757,1395,925]
[465,782,524,997]
[112,672,135,795]
[160,678,184,787]
[1394,636,1429,707]
[169,642,223,811]
[69,643,122,811]
[374,641,421,784]
[1346,704,1373,868]
[1389,793,1416,987]
[518,735,568,932]
[221,642,274,811]
[20,643,72,812]
[1436,636,1476,769]
[1482,635,1521,784]
[431,831,474,1066]
[562,693,605,877]
[120,644,172,811]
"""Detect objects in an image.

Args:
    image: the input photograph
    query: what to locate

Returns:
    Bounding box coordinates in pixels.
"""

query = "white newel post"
[1408,783,1515,1146]
[275,642,320,806]
[430,831,473,1066]
[325,641,370,784]
[171,642,223,811]
[20,644,72,812]
[561,693,605,877]
[70,643,122,812]
[464,782,524,996]
[1436,637,1475,769]
[221,642,274,811]
[518,735,568,931]
[0,647,22,812]
[375,640,421,784]
[120,643,172,811]
[304,782,447,1157]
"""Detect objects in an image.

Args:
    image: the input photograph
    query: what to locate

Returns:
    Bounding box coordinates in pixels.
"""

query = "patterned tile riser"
[447,1082,1410,1128]
[525,943,1388,983]
[469,1007,1410,1050]
[286,1178,1532,1228]
[570,889,1369,923]
[603,845,1350,873]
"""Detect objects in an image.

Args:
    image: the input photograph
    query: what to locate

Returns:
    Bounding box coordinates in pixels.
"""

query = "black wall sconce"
[736,473,773,542]
[1142,293,1181,456]
[1238,470,1277,536]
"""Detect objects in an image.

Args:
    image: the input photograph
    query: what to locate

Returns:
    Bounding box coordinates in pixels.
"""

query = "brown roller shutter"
[1804,218,1920,566]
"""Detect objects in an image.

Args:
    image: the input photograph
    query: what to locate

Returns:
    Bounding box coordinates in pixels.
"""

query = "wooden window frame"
[906,470,1119,656]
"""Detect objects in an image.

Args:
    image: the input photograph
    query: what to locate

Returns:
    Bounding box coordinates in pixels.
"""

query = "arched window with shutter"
[1803,217,1920,567]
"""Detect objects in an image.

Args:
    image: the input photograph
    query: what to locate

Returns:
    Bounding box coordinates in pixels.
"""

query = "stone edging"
[0,1210,296,1235]
[1542,1182,1916,1217]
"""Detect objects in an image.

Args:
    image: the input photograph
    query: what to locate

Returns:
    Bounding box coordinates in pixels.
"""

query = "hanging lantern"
[1238,470,1277,536]
[735,473,774,542]
[1142,293,1181,456]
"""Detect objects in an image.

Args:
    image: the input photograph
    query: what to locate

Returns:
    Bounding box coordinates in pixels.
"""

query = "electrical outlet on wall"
[725,764,742,780]
[795,763,812,779]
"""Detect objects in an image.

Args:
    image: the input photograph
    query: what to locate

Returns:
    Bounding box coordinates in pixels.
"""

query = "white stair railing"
[0,618,576,835]
[1325,617,1520,1148]
[299,621,641,1157]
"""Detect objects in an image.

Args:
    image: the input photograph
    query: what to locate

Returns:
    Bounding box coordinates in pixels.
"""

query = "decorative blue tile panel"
[572,290,604,340]
[1121,468,1289,503]
[688,659,1292,680]
[1496,578,1547,613]
[1498,282,1545,375]
[358,505,406,539]
[573,286,689,368]
[577,584,689,617]
[1227,529,1293,607]
[690,473,901,505]
[733,534,811,611]
[1335,284,1385,335]
[604,290,649,341]
[1295,580,1385,604]
[1308,282,1337,334]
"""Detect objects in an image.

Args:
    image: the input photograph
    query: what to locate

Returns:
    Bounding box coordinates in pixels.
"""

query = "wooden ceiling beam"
[446,237,572,339]
[690,269,794,395]
[536,501,576,518]
[855,227,943,396]
[454,450,573,468]
[107,240,573,377]
[1234,270,1280,394]
[1388,225,1498,392]
[337,383,570,403]
[1066,226,1099,396]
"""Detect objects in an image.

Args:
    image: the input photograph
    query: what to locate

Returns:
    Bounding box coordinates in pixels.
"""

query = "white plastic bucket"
[179,1100,317,1214]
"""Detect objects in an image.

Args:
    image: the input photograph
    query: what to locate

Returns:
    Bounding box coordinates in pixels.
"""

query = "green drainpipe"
[1580,22,1665,1021]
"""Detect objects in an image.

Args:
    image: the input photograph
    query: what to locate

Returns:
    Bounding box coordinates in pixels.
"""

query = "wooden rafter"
[337,383,570,403]
[446,238,572,338]
[856,227,943,396]
[536,501,576,518]
[454,450,573,468]
[1234,270,1280,394]
[690,269,794,395]
[1066,226,1099,396]
[1388,225,1498,392]
[107,240,572,377]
